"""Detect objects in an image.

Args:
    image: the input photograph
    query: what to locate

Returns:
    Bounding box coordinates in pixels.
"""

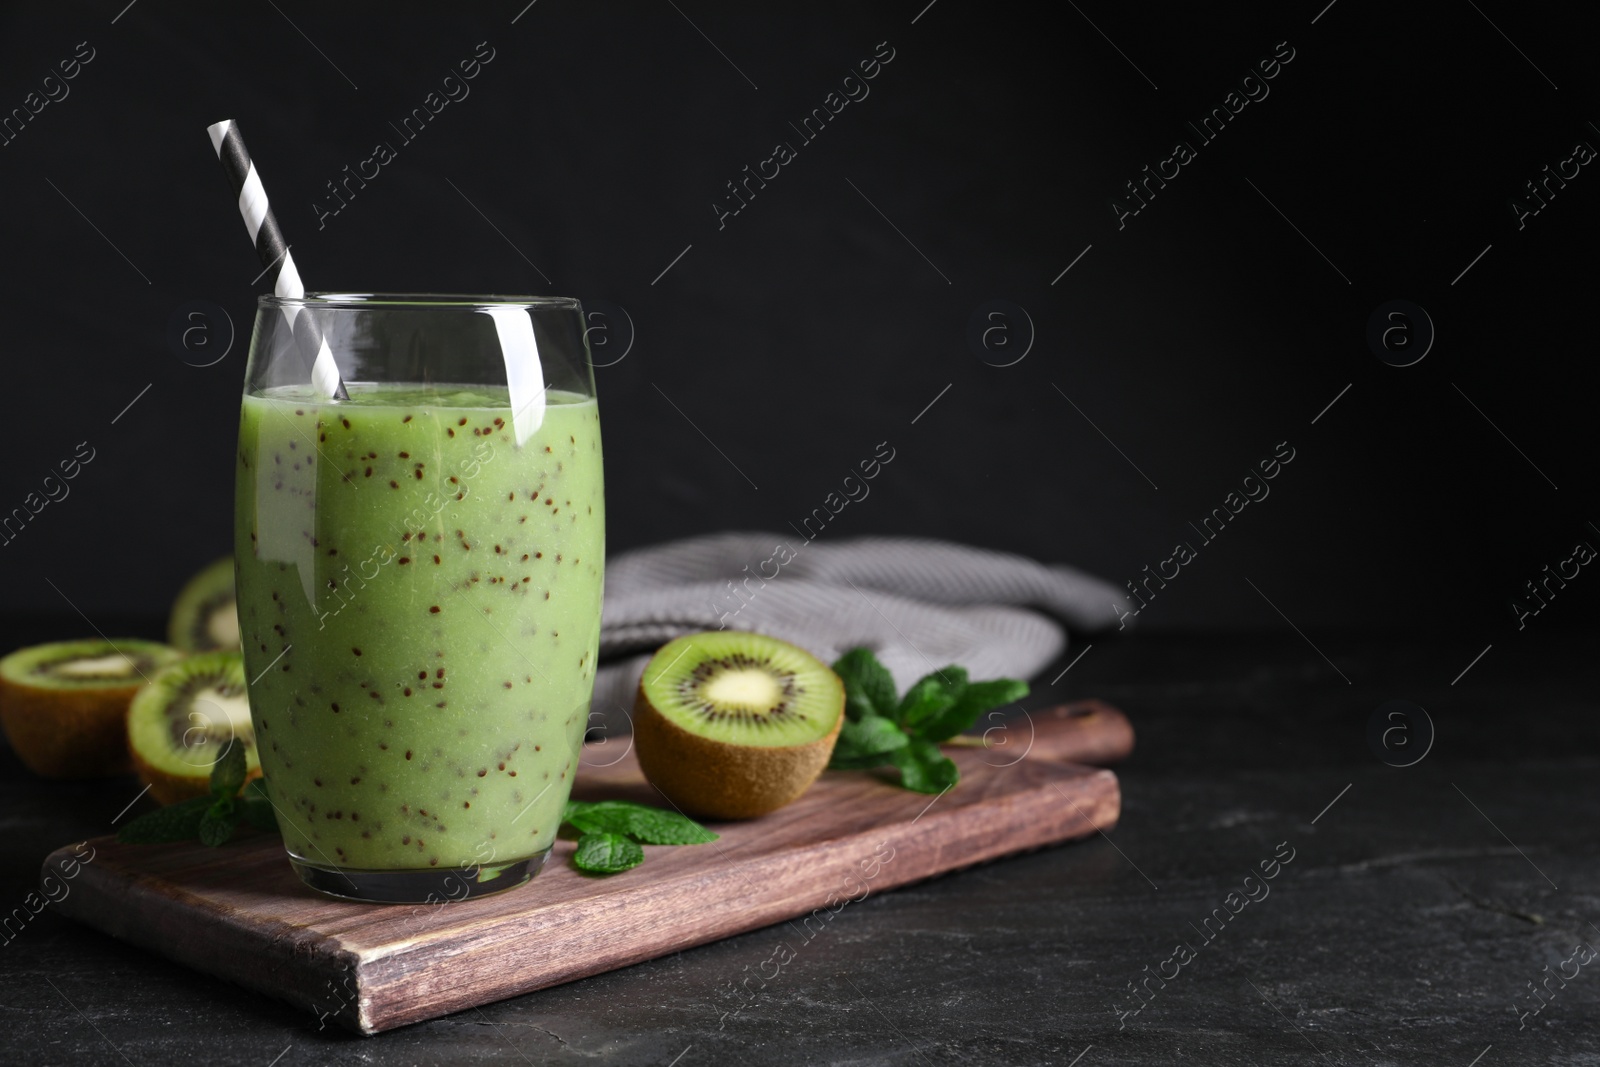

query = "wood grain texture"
[45,703,1129,1034]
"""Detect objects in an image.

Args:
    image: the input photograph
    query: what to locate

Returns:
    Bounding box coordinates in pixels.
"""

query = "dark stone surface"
[3,626,1596,1066]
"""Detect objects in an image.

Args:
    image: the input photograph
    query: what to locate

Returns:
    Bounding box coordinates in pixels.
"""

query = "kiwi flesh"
[633,631,844,819]
[0,639,181,778]
[168,557,241,653]
[128,650,260,804]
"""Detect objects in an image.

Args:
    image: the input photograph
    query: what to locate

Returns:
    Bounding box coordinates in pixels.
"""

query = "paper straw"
[478,307,546,448]
[206,119,347,401]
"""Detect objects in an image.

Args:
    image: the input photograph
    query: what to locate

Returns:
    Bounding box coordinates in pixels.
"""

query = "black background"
[0,0,1593,639]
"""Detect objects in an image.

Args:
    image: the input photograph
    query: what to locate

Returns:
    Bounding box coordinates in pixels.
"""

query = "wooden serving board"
[45,701,1132,1035]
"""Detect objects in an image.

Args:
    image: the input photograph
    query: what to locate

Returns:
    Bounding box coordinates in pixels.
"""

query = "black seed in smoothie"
[433,555,441,564]
[390,480,399,489]
[447,428,455,437]
[459,417,468,426]
[352,648,362,657]
[314,778,322,787]
[429,858,438,866]
[436,701,447,708]
[503,681,513,689]
[403,415,412,423]
[399,557,410,565]
[415,469,424,480]
[399,451,409,458]
[429,606,440,614]
[364,466,373,477]
[402,835,410,844]
[331,702,340,712]
[379,742,387,750]
[405,750,412,760]
[404,687,412,696]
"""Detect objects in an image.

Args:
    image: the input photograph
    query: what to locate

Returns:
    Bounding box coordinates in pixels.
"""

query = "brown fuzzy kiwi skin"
[632,681,844,820]
[0,676,142,778]
[131,749,261,806]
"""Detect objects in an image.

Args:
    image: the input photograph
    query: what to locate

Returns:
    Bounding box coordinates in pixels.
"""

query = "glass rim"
[258,292,580,310]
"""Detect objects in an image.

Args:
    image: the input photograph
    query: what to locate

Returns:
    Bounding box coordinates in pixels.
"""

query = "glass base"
[289,846,551,903]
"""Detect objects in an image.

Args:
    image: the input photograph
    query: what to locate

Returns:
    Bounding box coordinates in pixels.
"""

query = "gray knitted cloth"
[589,532,1125,729]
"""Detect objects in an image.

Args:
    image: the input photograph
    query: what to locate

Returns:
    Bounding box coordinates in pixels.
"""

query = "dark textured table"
[4,626,1596,1066]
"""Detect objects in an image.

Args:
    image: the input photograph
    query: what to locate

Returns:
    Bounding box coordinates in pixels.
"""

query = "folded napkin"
[588,532,1125,731]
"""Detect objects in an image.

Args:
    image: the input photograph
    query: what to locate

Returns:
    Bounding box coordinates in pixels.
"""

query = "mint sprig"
[561,799,717,874]
[117,741,275,846]
[116,753,717,873]
[828,648,1028,793]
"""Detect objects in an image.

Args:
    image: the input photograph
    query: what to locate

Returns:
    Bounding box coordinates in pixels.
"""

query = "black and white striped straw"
[206,118,347,401]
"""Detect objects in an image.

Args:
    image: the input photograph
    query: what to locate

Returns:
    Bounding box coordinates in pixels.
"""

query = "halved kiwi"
[128,650,259,804]
[0,639,181,778]
[633,631,845,819]
[168,557,241,653]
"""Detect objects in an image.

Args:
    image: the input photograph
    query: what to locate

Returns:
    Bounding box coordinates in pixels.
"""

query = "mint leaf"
[889,738,959,794]
[210,740,248,800]
[831,714,909,767]
[896,667,967,728]
[571,831,645,874]
[563,800,718,845]
[116,796,213,844]
[241,780,278,832]
[198,797,239,847]
[832,647,898,721]
[917,678,1030,742]
[827,751,900,770]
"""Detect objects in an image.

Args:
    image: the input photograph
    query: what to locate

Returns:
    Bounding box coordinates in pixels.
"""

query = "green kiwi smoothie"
[234,384,603,874]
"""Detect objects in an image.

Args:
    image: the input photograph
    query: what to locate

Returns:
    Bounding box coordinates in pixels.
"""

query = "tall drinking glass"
[234,294,603,903]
